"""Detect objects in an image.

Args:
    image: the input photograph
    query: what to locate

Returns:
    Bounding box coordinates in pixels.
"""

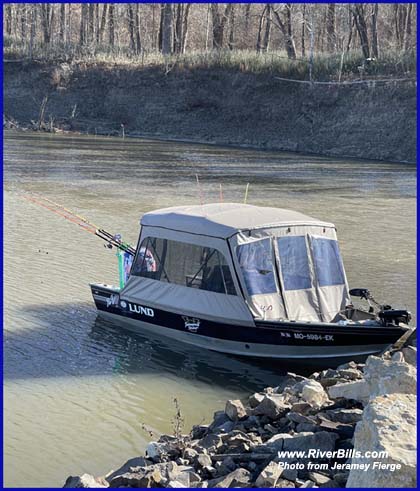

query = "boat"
[90,203,413,361]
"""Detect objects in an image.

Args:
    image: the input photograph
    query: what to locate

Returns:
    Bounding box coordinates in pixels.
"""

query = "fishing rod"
[23,194,136,256]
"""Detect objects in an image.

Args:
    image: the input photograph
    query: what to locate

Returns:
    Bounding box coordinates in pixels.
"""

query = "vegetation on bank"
[4,41,416,83]
[4,3,416,81]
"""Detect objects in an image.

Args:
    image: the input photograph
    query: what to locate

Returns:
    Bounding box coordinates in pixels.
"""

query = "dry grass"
[4,36,416,81]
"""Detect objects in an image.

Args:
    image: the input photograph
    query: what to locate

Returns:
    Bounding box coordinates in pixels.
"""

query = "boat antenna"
[219,183,224,203]
[195,174,204,205]
[244,183,250,204]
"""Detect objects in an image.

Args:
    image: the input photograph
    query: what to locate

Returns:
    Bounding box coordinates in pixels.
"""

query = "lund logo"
[128,302,155,317]
[182,316,200,333]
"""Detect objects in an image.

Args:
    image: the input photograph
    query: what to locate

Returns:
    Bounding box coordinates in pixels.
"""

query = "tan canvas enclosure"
[124,203,350,323]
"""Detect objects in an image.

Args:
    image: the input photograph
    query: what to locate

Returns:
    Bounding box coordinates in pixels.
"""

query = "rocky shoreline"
[64,344,416,489]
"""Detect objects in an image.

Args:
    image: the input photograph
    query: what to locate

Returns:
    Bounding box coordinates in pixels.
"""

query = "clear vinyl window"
[311,238,345,287]
[277,236,312,291]
[236,238,277,295]
[131,237,236,295]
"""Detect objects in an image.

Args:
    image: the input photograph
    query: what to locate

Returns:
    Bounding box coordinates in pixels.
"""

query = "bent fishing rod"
[23,194,136,256]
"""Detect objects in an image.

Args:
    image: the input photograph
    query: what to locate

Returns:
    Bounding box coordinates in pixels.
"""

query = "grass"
[4,35,416,82]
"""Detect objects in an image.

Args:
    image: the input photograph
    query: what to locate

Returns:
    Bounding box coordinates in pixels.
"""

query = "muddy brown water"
[4,131,416,487]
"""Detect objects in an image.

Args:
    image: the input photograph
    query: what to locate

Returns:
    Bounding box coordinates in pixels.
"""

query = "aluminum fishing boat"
[91,203,412,360]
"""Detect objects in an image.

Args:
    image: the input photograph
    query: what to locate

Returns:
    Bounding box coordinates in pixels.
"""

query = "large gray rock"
[254,394,291,419]
[248,392,265,408]
[321,408,363,424]
[225,399,247,421]
[64,474,108,488]
[255,461,284,487]
[364,355,417,397]
[328,380,369,403]
[208,468,252,488]
[346,393,416,488]
[299,380,331,408]
[104,457,150,483]
[402,346,417,366]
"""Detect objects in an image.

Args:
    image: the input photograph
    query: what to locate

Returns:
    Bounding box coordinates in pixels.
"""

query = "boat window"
[312,238,345,287]
[131,237,236,295]
[277,236,312,290]
[236,239,277,295]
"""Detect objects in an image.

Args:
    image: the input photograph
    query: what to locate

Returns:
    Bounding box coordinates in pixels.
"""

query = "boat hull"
[91,284,408,361]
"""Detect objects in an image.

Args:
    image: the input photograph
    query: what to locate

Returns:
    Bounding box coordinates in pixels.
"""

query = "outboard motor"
[378,309,412,327]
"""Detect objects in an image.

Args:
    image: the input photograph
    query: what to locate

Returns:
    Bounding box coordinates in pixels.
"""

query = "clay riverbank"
[3,61,416,163]
[64,341,416,489]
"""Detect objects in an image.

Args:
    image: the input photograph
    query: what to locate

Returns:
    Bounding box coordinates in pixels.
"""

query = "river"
[3,131,416,487]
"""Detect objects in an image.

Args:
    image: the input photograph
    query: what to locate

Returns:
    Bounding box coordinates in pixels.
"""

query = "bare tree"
[108,3,115,48]
[228,4,235,50]
[326,3,337,52]
[403,3,413,50]
[272,4,297,59]
[352,4,370,58]
[211,3,232,49]
[371,3,379,58]
[301,4,307,57]
[98,4,108,44]
[40,3,54,45]
[262,4,273,52]
[161,3,173,55]
[5,4,12,36]
[127,4,136,53]
[59,3,65,44]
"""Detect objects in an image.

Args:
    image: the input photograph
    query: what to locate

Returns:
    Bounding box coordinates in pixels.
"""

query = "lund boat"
[91,203,413,361]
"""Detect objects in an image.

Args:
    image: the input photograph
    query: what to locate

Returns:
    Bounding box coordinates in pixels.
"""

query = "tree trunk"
[256,5,267,53]
[80,3,87,46]
[99,4,107,44]
[272,4,296,59]
[174,4,183,54]
[262,4,271,52]
[29,5,36,58]
[403,3,413,51]
[181,4,191,53]
[134,4,142,54]
[95,4,100,43]
[228,4,235,50]
[244,4,251,31]
[353,4,370,59]
[59,3,65,43]
[20,4,27,40]
[161,3,173,55]
[127,4,136,53]
[346,4,354,52]
[88,4,94,44]
[326,3,336,52]
[371,3,379,58]
[41,4,54,45]
[301,4,306,57]
[5,5,12,36]
[211,4,232,49]
[108,4,115,48]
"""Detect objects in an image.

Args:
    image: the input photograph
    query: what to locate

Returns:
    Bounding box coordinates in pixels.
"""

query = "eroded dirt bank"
[4,61,416,163]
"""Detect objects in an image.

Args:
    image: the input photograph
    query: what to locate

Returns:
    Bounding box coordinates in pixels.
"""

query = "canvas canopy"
[123,203,350,324]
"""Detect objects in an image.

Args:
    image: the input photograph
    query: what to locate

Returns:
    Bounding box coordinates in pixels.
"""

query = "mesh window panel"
[236,239,277,295]
[312,238,345,287]
[277,236,312,291]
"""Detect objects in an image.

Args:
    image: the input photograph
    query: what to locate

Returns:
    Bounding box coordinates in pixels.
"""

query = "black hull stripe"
[92,294,405,348]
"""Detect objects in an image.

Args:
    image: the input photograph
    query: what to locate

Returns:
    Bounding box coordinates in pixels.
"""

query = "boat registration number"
[294,332,334,342]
